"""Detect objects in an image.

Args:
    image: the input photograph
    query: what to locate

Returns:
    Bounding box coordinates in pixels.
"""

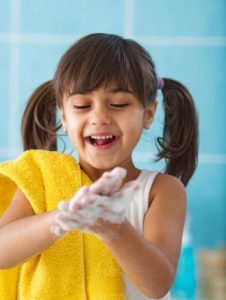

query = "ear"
[143,100,158,129]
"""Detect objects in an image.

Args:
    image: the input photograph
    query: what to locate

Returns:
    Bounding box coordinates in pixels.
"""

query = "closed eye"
[72,104,129,110]
[72,105,90,110]
[111,104,129,108]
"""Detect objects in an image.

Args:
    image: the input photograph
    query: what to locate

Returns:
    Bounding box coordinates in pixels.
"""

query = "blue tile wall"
[21,0,124,35]
[19,44,68,106]
[0,44,10,149]
[134,0,226,36]
[0,0,11,32]
[146,46,226,154]
[187,164,226,248]
[0,0,225,254]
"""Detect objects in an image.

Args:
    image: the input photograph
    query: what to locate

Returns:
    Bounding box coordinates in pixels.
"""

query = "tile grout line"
[123,0,134,38]
[136,35,226,47]
[0,32,226,46]
[133,152,226,164]
[8,0,21,157]
[0,147,226,164]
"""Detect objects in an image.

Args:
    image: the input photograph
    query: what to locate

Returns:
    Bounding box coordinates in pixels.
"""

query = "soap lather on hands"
[51,167,140,237]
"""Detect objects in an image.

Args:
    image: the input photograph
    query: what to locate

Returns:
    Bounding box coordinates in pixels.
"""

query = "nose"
[89,105,112,125]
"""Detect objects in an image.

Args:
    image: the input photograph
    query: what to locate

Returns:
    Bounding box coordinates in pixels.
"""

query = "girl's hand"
[50,168,140,237]
[87,167,127,196]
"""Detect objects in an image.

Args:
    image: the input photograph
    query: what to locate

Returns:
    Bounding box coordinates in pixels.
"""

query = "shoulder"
[149,173,186,207]
[0,188,34,227]
[0,150,76,178]
[21,149,75,162]
[13,150,79,171]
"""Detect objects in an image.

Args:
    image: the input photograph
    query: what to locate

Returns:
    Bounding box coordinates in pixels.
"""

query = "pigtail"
[21,80,60,151]
[156,78,199,186]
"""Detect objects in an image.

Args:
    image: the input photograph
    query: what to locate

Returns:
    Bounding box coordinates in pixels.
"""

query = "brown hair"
[21,80,60,151]
[21,33,198,186]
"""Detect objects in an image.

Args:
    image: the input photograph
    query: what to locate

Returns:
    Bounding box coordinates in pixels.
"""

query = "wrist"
[97,219,129,243]
[47,209,59,226]
[47,209,67,241]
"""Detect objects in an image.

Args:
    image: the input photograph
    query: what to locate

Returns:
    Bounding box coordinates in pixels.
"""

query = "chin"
[91,161,116,171]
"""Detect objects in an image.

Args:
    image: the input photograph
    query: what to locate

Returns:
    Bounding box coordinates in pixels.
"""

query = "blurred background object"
[172,215,197,299]
[0,1,226,299]
[197,249,226,300]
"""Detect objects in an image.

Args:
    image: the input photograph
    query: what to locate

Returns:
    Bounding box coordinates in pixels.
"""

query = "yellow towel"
[0,150,125,300]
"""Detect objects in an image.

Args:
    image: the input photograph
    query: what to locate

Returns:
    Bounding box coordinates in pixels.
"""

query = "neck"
[80,160,141,185]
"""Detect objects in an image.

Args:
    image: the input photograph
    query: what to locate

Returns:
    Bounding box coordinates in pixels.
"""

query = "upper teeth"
[91,135,113,139]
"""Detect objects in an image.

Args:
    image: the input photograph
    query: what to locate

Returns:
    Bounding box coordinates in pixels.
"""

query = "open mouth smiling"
[84,134,119,149]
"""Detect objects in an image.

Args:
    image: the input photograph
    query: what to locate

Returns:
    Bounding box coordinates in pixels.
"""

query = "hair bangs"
[54,34,148,106]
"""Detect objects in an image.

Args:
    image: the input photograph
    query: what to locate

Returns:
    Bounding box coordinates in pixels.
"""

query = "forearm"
[98,220,175,299]
[0,210,59,269]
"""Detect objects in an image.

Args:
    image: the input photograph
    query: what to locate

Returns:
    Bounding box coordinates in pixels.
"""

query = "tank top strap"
[125,169,160,235]
[136,169,160,213]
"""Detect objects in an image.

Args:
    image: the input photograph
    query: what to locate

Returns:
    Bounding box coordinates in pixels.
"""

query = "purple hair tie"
[157,76,164,90]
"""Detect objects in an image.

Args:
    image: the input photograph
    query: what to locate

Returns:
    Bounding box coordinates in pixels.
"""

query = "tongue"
[95,138,114,145]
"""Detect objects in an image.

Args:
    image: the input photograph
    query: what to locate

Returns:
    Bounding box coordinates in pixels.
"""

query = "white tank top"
[122,169,171,300]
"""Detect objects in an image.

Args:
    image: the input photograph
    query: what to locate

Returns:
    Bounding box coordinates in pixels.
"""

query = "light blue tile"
[133,97,166,171]
[0,155,10,163]
[134,0,226,36]
[141,45,226,154]
[19,43,68,109]
[187,164,226,248]
[16,44,69,150]
[21,0,123,35]
[0,0,11,32]
[0,44,10,149]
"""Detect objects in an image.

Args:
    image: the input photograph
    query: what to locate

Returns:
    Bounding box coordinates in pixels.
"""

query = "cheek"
[65,117,82,139]
[64,112,79,129]
[126,111,144,130]
[123,111,144,140]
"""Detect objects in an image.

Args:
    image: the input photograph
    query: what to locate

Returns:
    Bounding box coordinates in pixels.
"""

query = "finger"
[56,210,84,223]
[71,193,111,210]
[101,167,127,195]
[69,186,89,210]
[58,206,102,225]
[59,199,109,226]
[106,167,127,193]
[58,200,70,212]
[56,213,98,234]
[77,193,96,206]
[90,177,117,196]
[55,214,83,231]
[110,167,127,179]
[89,176,109,195]
[69,193,97,212]
[87,194,110,207]
[89,167,127,196]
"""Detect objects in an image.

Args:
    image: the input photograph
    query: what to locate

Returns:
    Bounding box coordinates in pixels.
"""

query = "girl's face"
[61,85,157,179]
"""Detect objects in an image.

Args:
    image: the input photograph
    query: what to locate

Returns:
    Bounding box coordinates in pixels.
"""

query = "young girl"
[0,33,198,300]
